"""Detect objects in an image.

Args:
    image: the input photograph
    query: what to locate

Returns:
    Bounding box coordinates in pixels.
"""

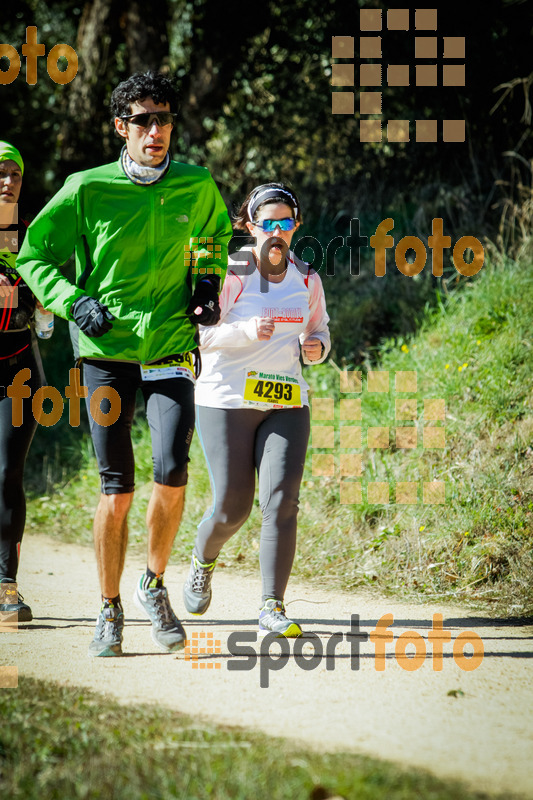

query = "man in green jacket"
[17,71,233,657]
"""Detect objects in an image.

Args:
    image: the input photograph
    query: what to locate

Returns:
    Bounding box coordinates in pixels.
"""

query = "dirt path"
[2,534,532,798]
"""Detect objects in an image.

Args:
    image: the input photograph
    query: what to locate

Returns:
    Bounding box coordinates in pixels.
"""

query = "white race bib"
[140,352,195,383]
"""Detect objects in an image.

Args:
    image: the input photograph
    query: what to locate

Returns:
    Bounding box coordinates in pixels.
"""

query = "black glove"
[186,275,221,326]
[71,295,114,338]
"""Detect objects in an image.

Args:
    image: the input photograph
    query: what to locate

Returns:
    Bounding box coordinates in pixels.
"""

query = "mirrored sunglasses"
[121,112,176,128]
[252,218,296,233]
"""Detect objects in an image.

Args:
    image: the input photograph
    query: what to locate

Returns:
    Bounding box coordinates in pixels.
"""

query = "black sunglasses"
[120,112,176,128]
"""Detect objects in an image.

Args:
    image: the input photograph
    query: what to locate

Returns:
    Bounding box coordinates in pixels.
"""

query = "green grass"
[14,251,533,800]
[296,252,533,613]
[25,251,533,614]
[0,677,516,800]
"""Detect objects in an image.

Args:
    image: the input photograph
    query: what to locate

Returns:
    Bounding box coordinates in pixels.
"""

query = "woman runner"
[183,182,330,636]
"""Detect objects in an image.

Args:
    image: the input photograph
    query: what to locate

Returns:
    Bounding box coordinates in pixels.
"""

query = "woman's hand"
[0,274,14,299]
[256,317,275,341]
[302,337,323,361]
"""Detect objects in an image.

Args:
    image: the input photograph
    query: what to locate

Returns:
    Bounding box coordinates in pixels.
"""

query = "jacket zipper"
[144,188,157,363]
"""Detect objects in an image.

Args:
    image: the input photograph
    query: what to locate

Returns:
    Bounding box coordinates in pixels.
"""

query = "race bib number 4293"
[243,370,302,409]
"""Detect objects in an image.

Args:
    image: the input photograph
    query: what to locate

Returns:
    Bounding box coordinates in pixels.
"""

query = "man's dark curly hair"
[110,71,180,120]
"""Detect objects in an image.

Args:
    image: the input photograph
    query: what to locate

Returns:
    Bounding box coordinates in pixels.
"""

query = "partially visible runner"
[0,142,47,623]
[183,182,330,636]
[17,72,232,656]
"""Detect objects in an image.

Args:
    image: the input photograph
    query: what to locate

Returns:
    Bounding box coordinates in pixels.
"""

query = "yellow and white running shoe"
[258,598,302,637]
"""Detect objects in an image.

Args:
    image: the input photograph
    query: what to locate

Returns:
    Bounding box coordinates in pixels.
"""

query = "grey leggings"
[195,404,310,602]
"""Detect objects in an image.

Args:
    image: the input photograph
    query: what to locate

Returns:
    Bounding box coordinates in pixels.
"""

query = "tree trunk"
[59,0,169,178]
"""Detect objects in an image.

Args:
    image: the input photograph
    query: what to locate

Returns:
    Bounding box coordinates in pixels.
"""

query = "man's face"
[114,97,172,168]
[0,160,22,205]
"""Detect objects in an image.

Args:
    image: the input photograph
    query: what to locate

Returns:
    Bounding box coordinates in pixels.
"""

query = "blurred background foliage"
[2,0,532,365]
[2,0,532,498]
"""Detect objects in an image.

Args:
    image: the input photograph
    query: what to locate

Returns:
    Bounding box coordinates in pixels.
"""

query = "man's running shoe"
[133,580,186,652]
[258,598,302,638]
[183,554,216,615]
[88,604,124,657]
[0,578,33,622]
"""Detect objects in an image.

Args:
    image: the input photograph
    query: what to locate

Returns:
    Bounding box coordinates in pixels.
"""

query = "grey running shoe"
[259,599,302,638]
[183,554,216,615]
[0,578,33,623]
[133,580,186,652]
[88,605,124,657]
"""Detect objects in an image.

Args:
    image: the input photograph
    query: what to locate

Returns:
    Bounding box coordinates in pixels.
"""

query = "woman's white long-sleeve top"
[195,249,331,409]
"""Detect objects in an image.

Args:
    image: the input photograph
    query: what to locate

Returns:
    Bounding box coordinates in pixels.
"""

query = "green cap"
[0,141,24,175]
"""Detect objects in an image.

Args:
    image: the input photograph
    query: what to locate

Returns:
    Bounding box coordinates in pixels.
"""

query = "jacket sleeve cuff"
[242,317,259,341]
[301,336,329,365]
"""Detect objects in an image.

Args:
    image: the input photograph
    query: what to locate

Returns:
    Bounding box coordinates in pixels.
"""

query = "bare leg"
[146,483,186,575]
[133,483,187,653]
[93,492,134,598]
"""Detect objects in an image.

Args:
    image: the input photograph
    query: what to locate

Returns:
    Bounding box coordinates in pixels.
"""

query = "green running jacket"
[16,157,232,362]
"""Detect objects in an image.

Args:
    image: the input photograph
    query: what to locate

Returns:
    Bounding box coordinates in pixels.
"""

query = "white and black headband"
[247,186,299,221]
